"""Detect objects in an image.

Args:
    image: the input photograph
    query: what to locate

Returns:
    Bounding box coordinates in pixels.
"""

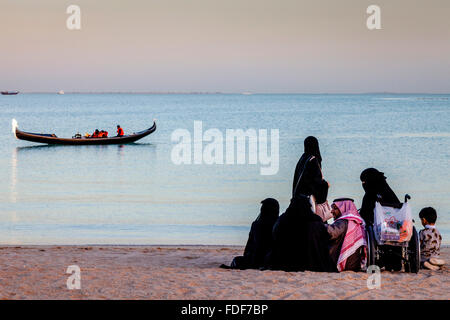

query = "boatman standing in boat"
[117,125,124,137]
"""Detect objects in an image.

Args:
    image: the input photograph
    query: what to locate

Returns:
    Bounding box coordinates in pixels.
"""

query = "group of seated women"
[221,136,402,273]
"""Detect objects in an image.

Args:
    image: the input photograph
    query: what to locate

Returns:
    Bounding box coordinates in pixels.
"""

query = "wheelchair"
[365,195,420,273]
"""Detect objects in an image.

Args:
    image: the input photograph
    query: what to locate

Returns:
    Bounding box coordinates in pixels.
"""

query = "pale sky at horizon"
[1,0,449,93]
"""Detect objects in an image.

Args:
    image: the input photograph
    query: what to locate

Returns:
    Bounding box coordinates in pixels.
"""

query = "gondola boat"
[11,119,156,145]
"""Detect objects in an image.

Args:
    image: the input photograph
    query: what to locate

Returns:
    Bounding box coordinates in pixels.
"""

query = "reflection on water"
[15,144,63,152]
[10,148,17,204]
[15,142,155,152]
[118,144,124,158]
[9,148,19,244]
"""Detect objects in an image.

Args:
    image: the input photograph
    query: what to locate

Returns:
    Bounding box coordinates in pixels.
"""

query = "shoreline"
[1,244,449,247]
[0,245,448,300]
[9,92,450,95]
[2,243,449,247]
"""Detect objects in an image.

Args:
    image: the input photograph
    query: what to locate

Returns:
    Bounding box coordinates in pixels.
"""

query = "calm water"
[0,94,449,245]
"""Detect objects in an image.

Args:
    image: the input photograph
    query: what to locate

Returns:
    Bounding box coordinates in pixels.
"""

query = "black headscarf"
[360,168,387,193]
[304,136,322,166]
[266,196,337,272]
[256,198,279,226]
[360,168,399,202]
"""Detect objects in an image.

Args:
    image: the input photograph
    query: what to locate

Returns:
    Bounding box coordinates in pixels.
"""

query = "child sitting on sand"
[419,207,445,270]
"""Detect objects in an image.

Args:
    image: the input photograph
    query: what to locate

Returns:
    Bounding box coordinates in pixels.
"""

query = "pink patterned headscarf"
[334,199,360,218]
[333,199,367,271]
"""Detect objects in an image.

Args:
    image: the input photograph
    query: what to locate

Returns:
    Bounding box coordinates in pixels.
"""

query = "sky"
[1,0,449,93]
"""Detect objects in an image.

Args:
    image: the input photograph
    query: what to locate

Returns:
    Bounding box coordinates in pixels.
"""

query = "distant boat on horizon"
[58,90,65,95]
[1,91,19,95]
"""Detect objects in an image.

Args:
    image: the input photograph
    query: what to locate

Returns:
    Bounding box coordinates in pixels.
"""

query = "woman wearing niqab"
[292,136,328,203]
[359,168,400,225]
[221,198,279,270]
[359,168,402,271]
[265,196,337,272]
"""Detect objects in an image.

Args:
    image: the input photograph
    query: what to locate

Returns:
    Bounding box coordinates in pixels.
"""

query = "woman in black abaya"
[359,168,402,271]
[359,168,400,225]
[292,136,328,203]
[221,198,279,270]
[265,196,336,272]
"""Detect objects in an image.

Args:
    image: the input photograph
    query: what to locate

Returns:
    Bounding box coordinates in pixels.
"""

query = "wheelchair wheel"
[366,225,377,267]
[405,227,420,273]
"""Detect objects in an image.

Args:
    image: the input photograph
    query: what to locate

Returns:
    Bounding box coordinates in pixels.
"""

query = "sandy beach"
[0,245,448,300]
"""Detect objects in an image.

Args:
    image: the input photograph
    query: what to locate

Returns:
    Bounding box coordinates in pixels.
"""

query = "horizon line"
[7,91,450,95]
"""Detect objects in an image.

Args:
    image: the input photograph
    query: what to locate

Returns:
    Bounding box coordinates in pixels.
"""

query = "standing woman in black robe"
[292,136,329,204]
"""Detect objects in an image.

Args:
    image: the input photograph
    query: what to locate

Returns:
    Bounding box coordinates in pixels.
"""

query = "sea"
[0,93,449,245]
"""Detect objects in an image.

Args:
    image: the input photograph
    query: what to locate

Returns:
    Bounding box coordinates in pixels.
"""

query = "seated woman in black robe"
[220,198,279,270]
[292,136,329,203]
[359,168,401,225]
[265,196,337,272]
[359,168,402,271]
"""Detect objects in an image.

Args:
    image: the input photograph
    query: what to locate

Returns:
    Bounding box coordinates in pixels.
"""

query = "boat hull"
[15,122,156,145]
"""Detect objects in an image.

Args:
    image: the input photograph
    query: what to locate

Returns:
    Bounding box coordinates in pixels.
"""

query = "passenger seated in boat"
[117,125,124,137]
[220,198,279,270]
[91,129,100,138]
[326,198,367,272]
[99,130,108,138]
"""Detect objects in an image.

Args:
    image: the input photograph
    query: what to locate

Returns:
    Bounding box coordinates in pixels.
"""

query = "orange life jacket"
[117,127,124,136]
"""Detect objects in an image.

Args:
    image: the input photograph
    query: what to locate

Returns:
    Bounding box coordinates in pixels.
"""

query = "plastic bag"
[374,202,413,243]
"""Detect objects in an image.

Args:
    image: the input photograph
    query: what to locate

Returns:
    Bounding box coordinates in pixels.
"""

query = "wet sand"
[0,245,448,300]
